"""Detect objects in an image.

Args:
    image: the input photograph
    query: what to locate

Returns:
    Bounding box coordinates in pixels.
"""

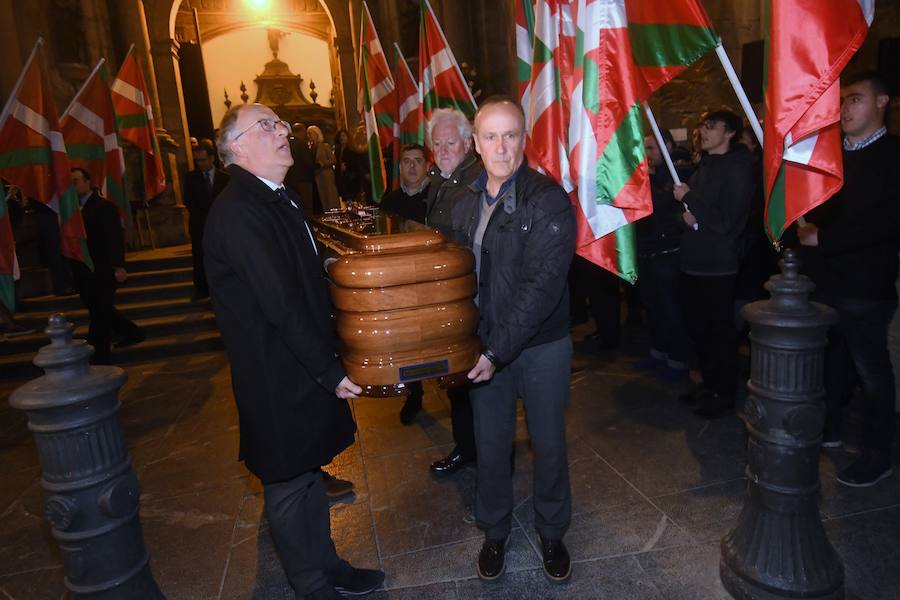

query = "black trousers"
[569,257,621,344]
[263,470,348,597]
[681,273,739,398]
[820,295,897,453]
[448,386,476,459]
[470,336,572,541]
[189,217,208,295]
[637,251,691,365]
[36,203,71,294]
[73,267,141,364]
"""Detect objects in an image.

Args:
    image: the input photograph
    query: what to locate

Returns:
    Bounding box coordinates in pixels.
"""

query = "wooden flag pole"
[643,102,681,185]
[714,42,764,146]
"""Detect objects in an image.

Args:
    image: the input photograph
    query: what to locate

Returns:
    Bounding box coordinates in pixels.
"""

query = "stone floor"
[1,325,900,599]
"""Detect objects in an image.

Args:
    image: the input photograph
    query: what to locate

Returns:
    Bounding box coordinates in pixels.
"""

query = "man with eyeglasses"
[204,103,384,600]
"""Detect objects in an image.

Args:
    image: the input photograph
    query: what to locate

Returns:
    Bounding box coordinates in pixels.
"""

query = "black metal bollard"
[9,315,164,599]
[721,250,842,599]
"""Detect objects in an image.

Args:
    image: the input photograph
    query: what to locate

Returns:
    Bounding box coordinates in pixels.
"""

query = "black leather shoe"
[328,561,385,596]
[540,537,571,582]
[113,329,145,349]
[430,451,474,474]
[477,538,507,581]
[678,385,708,406]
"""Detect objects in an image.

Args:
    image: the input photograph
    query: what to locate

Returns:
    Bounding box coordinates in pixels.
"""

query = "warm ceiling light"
[245,0,270,10]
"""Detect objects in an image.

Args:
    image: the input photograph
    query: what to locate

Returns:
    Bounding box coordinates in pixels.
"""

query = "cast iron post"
[9,315,164,599]
[721,250,842,599]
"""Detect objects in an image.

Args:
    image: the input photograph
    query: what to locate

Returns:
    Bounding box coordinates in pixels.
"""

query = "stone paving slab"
[1,340,899,599]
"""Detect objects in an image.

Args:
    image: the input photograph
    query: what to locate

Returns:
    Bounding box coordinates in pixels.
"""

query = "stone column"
[0,0,24,102]
[334,33,358,128]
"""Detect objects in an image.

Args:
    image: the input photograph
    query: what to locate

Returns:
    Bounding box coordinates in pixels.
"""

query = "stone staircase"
[0,246,222,380]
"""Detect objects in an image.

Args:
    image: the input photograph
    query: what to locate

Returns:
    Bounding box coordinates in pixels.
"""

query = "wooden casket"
[314,209,480,396]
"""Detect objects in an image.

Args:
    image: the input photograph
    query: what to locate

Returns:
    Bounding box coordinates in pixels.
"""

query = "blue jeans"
[470,336,572,540]
[820,295,897,453]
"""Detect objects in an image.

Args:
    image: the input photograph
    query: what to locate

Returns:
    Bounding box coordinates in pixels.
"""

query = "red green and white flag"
[762,0,874,241]
[0,38,91,267]
[625,0,718,94]
[391,43,423,189]
[61,59,131,238]
[0,184,17,312]
[111,45,166,202]
[419,0,478,120]
[516,0,537,107]
[358,1,395,202]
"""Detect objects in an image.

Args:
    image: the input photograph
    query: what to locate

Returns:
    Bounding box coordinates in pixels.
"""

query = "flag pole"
[714,42,764,146]
[643,102,681,185]
[0,38,42,131]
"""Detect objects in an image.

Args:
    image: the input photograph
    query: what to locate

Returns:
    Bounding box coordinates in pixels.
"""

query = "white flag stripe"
[111,78,145,108]
[11,100,66,153]
[370,77,394,106]
[399,93,420,121]
[516,24,532,63]
[428,48,457,81]
[857,0,875,25]
[783,131,818,166]
[69,102,105,140]
[529,62,560,132]
[104,133,120,153]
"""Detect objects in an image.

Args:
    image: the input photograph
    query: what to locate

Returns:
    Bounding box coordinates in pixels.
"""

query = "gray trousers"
[263,470,346,597]
[470,336,573,541]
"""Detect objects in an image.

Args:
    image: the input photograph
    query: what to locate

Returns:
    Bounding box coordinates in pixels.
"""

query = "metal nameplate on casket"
[313,209,480,396]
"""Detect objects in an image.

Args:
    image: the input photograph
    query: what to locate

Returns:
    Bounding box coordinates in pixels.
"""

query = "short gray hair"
[426,108,472,151]
[216,104,250,167]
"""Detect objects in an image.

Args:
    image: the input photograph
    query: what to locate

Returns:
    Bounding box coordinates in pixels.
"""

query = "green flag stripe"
[0,274,14,312]
[767,165,787,240]
[66,143,106,162]
[629,24,717,67]
[517,58,532,86]
[582,57,600,114]
[376,113,394,129]
[596,103,645,204]
[614,223,638,284]
[367,134,385,203]
[117,113,149,130]
[0,147,52,169]
[57,185,81,223]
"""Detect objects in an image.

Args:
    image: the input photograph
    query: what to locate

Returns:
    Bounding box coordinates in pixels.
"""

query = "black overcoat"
[204,165,356,484]
[183,167,229,228]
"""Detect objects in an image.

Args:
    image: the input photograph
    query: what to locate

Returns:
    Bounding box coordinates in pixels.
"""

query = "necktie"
[276,188,318,255]
[206,170,213,194]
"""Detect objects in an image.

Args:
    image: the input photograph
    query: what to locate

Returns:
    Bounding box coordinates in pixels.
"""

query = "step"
[119,266,193,288]
[13,296,213,330]
[20,281,193,313]
[125,252,194,273]
[0,330,224,381]
[0,312,218,357]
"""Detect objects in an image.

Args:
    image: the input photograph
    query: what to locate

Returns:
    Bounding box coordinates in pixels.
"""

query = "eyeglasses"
[700,120,723,131]
[233,117,291,141]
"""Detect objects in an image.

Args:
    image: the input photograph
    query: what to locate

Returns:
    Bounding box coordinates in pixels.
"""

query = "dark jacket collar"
[428,152,480,185]
[225,164,285,204]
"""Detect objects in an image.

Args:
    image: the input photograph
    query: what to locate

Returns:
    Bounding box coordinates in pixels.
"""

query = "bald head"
[473,98,527,193]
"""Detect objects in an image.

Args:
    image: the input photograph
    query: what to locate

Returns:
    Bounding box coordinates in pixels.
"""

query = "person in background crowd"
[285,122,318,214]
[799,72,900,487]
[204,104,383,599]
[333,128,362,204]
[70,167,144,364]
[183,139,229,302]
[423,108,482,474]
[673,110,755,419]
[379,143,432,425]
[634,130,692,381]
[451,97,576,584]
[307,125,340,212]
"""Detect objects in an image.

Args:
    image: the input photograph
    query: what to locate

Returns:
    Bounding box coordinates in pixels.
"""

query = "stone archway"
[144,0,358,156]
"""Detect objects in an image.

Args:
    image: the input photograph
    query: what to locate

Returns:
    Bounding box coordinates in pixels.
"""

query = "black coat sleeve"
[219,202,347,393]
[100,200,125,269]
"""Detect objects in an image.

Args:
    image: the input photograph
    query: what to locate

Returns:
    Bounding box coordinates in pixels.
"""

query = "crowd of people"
[199,68,898,599]
[3,66,894,599]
